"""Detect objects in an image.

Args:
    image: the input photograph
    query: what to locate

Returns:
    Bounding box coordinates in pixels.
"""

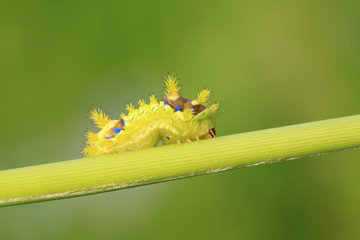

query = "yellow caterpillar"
[83,74,219,157]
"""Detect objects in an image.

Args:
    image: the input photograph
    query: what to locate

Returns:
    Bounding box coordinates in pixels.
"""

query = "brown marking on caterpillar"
[209,128,216,138]
[162,96,206,115]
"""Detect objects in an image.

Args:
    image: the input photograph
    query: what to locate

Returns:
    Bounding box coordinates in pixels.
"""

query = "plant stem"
[1,115,360,207]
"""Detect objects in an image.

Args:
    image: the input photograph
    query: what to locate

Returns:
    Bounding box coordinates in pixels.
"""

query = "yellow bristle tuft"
[192,89,211,105]
[138,99,145,106]
[149,94,158,105]
[89,108,110,128]
[126,103,135,113]
[164,74,180,97]
[210,102,220,112]
[85,131,97,144]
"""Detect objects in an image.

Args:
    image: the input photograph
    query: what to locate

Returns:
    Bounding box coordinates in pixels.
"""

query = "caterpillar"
[83,74,219,157]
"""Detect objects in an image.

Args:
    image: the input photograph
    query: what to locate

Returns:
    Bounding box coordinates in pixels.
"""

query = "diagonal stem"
[1,115,360,207]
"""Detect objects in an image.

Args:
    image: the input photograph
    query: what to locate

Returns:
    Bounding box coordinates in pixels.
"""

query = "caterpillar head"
[162,74,218,138]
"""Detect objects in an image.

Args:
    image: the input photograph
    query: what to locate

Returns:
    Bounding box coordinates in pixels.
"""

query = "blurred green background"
[1,0,360,239]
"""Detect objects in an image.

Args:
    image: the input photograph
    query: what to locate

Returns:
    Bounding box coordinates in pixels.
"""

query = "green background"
[1,0,360,239]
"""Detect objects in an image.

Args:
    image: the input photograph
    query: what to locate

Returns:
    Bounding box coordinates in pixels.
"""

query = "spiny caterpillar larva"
[83,75,219,157]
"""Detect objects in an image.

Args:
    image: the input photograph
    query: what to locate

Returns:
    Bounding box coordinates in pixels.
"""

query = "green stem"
[1,115,360,207]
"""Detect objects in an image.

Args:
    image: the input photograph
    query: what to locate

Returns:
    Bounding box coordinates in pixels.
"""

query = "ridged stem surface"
[1,115,360,207]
